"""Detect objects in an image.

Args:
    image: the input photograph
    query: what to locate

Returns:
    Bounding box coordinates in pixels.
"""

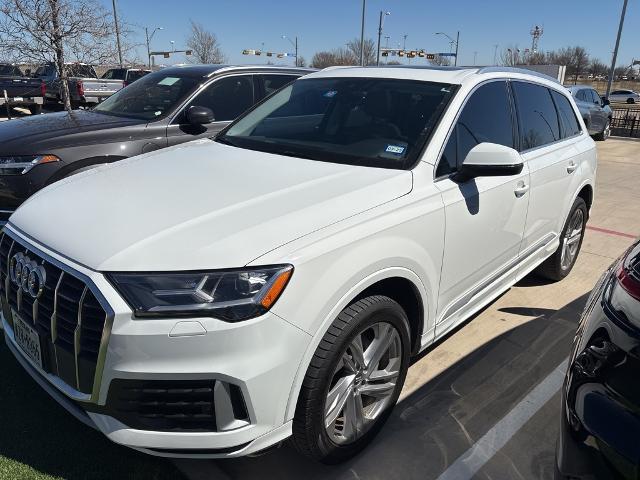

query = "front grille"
[107,379,250,432]
[0,231,109,395]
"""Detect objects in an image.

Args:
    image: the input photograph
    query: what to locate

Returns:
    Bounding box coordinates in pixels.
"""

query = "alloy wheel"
[324,321,402,445]
[560,208,584,270]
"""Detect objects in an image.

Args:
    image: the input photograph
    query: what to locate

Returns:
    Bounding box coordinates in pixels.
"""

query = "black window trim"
[512,80,585,155]
[433,78,518,181]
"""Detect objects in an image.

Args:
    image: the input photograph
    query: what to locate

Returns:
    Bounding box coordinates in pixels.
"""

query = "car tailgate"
[79,78,124,96]
[0,79,42,98]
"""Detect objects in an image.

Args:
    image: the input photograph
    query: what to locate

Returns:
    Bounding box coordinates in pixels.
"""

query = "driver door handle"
[514,183,529,197]
[567,161,578,174]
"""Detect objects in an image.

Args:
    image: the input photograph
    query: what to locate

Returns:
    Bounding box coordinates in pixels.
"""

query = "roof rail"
[476,66,560,83]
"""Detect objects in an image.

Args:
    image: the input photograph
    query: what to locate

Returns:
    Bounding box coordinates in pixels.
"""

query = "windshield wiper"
[215,136,239,147]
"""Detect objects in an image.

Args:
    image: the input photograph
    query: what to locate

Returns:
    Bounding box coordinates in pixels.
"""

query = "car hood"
[0,110,144,152]
[10,140,412,271]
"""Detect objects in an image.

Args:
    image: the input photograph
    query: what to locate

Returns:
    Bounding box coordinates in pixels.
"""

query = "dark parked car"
[0,65,312,224]
[101,67,151,86]
[556,240,640,479]
[0,64,44,115]
[567,85,612,141]
[34,62,124,108]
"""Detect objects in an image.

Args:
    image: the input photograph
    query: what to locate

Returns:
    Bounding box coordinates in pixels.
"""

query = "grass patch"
[0,340,187,480]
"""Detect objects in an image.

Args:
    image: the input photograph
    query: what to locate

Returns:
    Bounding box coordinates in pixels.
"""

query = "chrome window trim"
[2,228,114,405]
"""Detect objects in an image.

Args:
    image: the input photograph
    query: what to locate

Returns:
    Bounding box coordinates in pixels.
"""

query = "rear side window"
[512,82,560,151]
[436,81,514,177]
[551,90,581,138]
[259,74,298,97]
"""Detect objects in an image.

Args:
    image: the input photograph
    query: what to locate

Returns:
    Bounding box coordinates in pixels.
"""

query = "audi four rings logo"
[9,253,46,299]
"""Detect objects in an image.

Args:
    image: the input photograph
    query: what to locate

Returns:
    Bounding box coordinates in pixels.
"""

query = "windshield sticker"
[323,90,337,98]
[154,111,162,116]
[385,145,406,155]
[158,77,180,86]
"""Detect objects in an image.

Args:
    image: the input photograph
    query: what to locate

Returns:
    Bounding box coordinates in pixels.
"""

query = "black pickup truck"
[0,64,44,115]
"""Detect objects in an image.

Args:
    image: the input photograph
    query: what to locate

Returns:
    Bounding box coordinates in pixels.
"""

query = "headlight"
[0,155,60,175]
[107,265,293,321]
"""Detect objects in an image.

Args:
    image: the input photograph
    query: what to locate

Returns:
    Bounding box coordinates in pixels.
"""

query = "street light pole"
[455,31,459,66]
[376,11,390,66]
[112,0,123,67]
[145,26,163,70]
[359,0,366,66]
[606,0,629,99]
[282,35,299,66]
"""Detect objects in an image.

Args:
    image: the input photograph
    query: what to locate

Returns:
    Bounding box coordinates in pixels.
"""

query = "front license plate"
[13,97,23,102]
[13,313,43,369]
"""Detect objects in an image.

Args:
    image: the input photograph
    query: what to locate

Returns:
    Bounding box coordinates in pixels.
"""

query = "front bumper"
[557,268,640,479]
[2,228,312,458]
[0,162,65,216]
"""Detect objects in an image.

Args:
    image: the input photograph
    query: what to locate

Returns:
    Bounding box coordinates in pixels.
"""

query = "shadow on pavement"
[176,292,589,480]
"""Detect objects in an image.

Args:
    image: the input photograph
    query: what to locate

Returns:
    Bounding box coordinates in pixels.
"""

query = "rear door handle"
[514,183,529,197]
[567,161,578,174]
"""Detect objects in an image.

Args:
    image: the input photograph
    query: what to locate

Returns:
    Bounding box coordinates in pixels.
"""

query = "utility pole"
[145,26,163,70]
[111,0,123,67]
[376,11,390,66]
[606,0,629,99]
[359,0,366,66]
[454,31,459,66]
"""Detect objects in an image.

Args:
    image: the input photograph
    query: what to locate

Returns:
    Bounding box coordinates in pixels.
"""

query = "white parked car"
[608,89,640,104]
[1,66,596,463]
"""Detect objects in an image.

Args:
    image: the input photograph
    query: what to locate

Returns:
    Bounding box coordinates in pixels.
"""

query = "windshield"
[67,64,96,78]
[218,77,455,169]
[94,72,199,120]
[0,65,22,76]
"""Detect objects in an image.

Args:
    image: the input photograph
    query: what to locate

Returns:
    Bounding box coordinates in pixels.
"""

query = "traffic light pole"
[606,0,628,99]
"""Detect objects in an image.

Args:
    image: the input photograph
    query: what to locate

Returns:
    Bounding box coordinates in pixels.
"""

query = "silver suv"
[567,85,612,141]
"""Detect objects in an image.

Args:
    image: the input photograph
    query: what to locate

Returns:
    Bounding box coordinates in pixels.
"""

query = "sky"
[102,0,640,68]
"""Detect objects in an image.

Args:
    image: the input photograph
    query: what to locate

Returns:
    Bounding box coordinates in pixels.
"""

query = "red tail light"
[123,81,128,88]
[40,81,46,97]
[616,247,640,300]
[77,81,84,96]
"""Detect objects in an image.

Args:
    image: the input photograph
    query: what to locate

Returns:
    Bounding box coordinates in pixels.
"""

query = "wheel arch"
[47,155,127,184]
[283,267,430,422]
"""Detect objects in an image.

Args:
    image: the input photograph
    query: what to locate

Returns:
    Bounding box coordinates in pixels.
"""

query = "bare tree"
[589,59,607,77]
[310,48,356,69]
[186,20,226,64]
[346,38,376,66]
[500,46,524,66]
[0,0,120,111]
[429,55,451,66]
[295,55,306,68]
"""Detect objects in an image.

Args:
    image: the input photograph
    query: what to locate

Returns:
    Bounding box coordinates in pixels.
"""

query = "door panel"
[433,80,529,334]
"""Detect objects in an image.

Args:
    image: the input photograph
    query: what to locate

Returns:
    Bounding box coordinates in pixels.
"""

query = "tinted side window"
[260,75,298,97]
[512,82,560,151]
[436,81,514,176]
[591,90,601,104]
[186,75,254,122]
[551,90,581,138]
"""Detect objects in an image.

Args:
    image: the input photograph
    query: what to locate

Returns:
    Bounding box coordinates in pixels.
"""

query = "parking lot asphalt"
[173,138,640,480]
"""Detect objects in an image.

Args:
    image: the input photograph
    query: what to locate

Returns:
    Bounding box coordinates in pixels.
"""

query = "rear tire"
[291,295,410,464]
[536,197,588,281]
[594,119,610,141]
[28,104,42,115]
[627,98,635,104]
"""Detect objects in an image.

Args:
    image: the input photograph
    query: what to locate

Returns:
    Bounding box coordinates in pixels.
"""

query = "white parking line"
[436,359,568,480]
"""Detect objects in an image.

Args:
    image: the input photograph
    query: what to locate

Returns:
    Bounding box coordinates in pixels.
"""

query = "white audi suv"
[1,66,596,463]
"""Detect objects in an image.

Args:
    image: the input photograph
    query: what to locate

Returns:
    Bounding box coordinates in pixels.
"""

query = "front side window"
[219,77,455,170]
[590,90,602,104]
[436,81,514,177]
[512,82,560,151]
[182,75,254,122]
[551,90,581,138]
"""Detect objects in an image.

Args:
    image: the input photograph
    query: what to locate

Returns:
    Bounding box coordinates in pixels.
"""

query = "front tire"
[627,98,635,104]
[291,295,410,463]
[536,197,588,281]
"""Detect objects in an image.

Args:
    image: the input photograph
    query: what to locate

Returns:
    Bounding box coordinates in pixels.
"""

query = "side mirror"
[601,97,610,106]
[185,105,214,125]
[453,143,524,183]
